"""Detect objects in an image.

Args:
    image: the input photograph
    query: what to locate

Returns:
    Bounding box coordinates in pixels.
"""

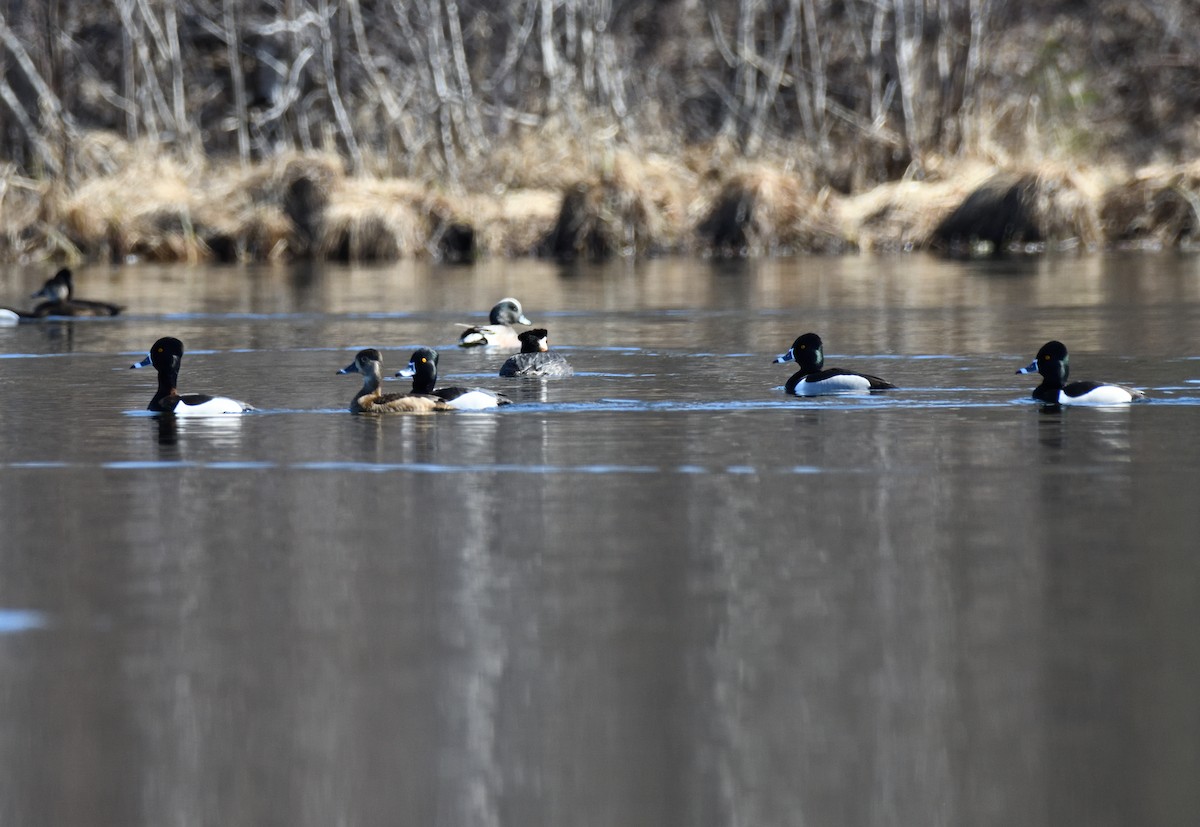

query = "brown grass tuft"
[1030,165,1106,248]
[838,161,988,253]
[542,150,692,259]
[275,154,344,257]
[15,131,1200,264]
[59,149,200,262]
[317,178,423,261]
[466,189,561,257]
[928,164,1105,253]
[1099,162,1200,249]
[697,165,848,255]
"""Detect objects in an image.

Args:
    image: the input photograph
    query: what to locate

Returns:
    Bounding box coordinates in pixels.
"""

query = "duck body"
[397,347,512,409]
[1017,340,1145,405]
[31,269,122,317]
[130,337,253,415]
[338,349,451,413]
[457,297,531,348]
[774,332,896,396]
[499,329,574,377]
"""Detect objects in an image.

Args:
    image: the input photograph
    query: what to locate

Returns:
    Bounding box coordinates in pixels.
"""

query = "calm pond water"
[2,254,1200,826]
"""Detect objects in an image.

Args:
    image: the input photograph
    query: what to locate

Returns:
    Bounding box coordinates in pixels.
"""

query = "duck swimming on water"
[338,348,452,413]
[30,268,122,317]
[397,347,513,409]
[1016,340,1145,405]
[498,329,574,377]
[457,297,531,348]
[773,332,897,395]
[130,337,253,415]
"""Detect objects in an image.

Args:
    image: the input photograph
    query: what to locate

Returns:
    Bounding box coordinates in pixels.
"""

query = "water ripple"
[0,609,49,634]
[1,460,833,476]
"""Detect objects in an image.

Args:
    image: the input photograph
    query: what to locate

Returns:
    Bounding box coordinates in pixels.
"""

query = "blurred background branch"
[3,0,1198,189]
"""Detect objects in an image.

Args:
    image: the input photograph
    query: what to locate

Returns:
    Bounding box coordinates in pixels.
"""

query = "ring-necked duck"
[396,347,512,409]
[773,332,897,395]
[130,337,254,414]
[499,329,574,377]
[30,268,122,317]
[457,297,531,348]
[338,348,452,413]
[1016,340,1146,404]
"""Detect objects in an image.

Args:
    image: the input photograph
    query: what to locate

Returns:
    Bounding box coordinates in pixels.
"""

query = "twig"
[222,0,251,163]
[317,0,363,172]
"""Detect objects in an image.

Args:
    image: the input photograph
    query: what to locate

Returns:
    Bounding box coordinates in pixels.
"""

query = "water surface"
[2,255,1199,826]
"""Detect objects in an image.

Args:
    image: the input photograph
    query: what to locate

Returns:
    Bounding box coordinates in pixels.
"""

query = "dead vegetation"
[4,2,1200,262]
[1100,163,1200,249]
[926,166,1106,255]
[696,167,849,256]
[5,136,1200,263]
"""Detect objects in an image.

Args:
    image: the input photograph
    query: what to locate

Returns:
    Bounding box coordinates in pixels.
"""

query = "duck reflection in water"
[151,411,248,452]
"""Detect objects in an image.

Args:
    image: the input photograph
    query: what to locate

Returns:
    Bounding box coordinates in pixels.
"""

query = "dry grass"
[5,132,1200,264]
[317,178,423,261]
[1099,161,1200,249]
[543,149,694,259]
[59,150,206,262]
[1024,164,1109,249]
[696,163,848,255]
[840,160,1110,253]
[467,189,561,257]
[838,160,996,252]
[0,165,58,260]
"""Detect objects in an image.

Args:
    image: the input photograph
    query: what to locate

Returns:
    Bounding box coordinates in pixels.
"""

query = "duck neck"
[408,365,438,394]
[1033,363,1066,402]
[357,363,383,400]
[152,368,179,407]
[795,357,822,377]
[1040,363,1067,390]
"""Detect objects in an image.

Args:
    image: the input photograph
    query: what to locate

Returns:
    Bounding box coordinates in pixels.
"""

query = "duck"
[2,272,61,321]
[773,332,897,395]
[1016,340,1146,405]
[130,337,254,414]
[395,347,512,409]
[338,348,452,413]
[457,297,531,348]
[498,329,574,377]
[30,268,122,317]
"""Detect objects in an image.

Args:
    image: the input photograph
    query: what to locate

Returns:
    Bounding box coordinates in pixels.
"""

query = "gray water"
[2,255,1199,826]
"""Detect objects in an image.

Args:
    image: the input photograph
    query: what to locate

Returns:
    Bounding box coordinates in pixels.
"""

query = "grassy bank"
[3,134,1199,265]
[3,3,1200,263]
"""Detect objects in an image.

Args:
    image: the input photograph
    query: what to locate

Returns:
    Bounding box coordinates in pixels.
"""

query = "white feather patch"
[175,396,252,415]
[795,374,873,395]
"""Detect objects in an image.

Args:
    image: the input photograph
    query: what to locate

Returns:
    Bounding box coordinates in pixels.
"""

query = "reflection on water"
[1,256,1200,825]
[0,609,47,633]
[148,411,250,451]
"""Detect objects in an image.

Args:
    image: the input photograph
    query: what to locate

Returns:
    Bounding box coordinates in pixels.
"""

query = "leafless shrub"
[4,1,1200,260]
[4,1,1196,188]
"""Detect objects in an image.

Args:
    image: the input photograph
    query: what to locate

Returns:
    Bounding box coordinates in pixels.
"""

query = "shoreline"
[3,136,1198,266]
